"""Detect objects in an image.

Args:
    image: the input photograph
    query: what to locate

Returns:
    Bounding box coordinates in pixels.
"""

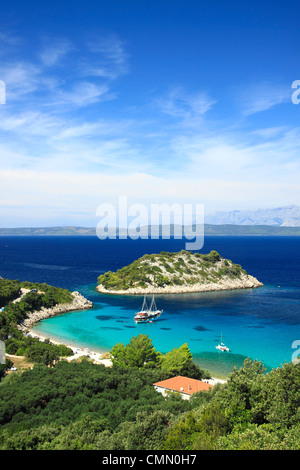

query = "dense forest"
[0,334,299,450]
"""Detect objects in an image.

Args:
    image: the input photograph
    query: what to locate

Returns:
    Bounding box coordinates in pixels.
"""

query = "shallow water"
[1,236,300,378]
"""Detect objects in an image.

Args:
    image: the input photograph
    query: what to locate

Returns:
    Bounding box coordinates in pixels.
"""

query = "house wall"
[154,385,191,400]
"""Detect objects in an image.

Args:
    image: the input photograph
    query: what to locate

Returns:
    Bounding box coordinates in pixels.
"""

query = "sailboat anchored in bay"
[216,332,230,352]
[134,295,163,323]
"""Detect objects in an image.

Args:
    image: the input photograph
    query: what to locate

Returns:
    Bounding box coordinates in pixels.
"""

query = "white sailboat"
[148,294,163,321]
[216,332,230,352]
[134,296,149,323]
[134,295,163,323]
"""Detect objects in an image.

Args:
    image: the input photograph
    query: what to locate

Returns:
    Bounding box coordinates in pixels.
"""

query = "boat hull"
[216,344,230,352]
[134,310,162,323]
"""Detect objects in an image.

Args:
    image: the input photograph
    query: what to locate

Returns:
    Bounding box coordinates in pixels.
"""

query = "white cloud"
[0,110,61,136]
[0,62,42,99]
[250,126,287,139]
[238,82,291,115]
[87,33,129,78]
[40,40,73,66]
[0,167,299,227]
[157,87,216,119]
[0,31,129,110]
[49,81,115,107]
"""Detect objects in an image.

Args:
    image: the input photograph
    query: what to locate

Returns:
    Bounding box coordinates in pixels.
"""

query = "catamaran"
[216,332,230,352]
[134,295,163,323]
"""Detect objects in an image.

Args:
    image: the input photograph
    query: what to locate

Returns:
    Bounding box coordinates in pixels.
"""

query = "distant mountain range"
[1,206,300,237]
[1,223,300,236]
[205,205,300,227]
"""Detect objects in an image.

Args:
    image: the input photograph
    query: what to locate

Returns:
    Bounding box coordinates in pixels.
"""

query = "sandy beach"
[16,289,112,366]
[25,329,226,385]
[26,329,113,367]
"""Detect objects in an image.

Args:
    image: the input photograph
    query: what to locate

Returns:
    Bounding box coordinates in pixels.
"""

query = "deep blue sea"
[1,236,300,378]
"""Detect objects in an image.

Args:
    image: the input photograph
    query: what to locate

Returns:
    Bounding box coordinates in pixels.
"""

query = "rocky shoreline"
[19,291,93,330]
[97,273,263,295]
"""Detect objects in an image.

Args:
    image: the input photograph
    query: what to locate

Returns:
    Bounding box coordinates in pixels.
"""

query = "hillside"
[0,353,299,450]
[97,250,263,294]
[0,279,92,368]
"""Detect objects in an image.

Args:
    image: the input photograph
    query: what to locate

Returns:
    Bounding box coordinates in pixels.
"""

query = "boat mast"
[149,294,157,312]
[141,295,148,311]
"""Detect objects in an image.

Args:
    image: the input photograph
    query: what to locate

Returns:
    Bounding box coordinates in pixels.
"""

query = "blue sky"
[0,0,300,226]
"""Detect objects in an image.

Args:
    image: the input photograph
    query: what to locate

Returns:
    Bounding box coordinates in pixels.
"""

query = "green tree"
[0,358,13,380]
[159,343,208,380]
[25,342,60,366]
[217,423,300,450]
[0,279,21,307]
[161,412,200,450]
[162,403,229,451]
[215,358,266,427]
[111,334,159,368]
[160,343,192,375]
[191,402,229,450]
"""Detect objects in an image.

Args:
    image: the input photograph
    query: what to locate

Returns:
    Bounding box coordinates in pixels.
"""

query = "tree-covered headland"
[0,278,74,369]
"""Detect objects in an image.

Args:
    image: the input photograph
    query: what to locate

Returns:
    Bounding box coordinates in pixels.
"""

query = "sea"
[1,235,300,379]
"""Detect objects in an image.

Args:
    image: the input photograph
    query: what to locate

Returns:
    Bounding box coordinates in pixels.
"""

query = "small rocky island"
[97,250,263,294]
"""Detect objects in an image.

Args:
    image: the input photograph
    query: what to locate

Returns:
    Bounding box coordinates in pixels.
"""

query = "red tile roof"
[153,375,213,395]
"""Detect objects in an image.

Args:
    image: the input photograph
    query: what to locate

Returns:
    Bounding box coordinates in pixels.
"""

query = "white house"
[153,375,213,400]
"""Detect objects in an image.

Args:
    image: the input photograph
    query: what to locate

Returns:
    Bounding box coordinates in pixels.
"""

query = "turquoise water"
[1,236,300,379]
[32,283,299,379]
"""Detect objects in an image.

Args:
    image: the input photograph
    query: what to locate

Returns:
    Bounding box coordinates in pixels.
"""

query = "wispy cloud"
[0,110,60,136]
[49,81,115,107]
[0,32,128,109]
[0,30,21,49]
[0,62,43,100]
[238,82,291,116]
[40,39,74,66]
[87,33,129,79]
[156,87,216,119]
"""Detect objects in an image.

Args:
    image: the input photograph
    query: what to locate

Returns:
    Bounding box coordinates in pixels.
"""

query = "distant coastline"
[1,224,300,236]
